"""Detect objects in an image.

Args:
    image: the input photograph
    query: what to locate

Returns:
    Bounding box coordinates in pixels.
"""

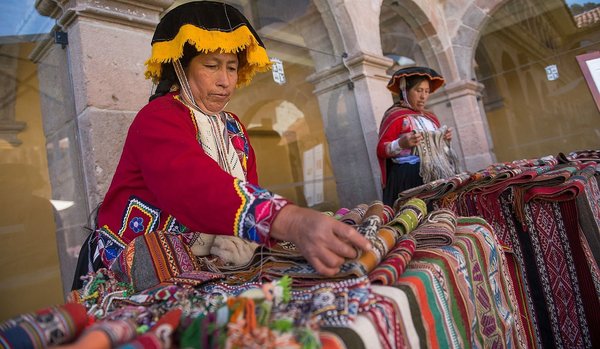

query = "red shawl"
[376,105,440,187]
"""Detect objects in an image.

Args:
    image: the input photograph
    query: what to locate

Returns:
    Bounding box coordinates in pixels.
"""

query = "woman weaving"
[377,66,460,207]
[72,1,371,290]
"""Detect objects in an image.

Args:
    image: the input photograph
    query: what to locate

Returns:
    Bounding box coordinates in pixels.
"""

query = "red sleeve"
[376,111,412,159]
[246,144,259,185]
[128,97,288,243]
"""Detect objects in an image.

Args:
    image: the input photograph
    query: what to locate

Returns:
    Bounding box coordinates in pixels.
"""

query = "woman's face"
[407,79,431,112]
[186,51,239,114]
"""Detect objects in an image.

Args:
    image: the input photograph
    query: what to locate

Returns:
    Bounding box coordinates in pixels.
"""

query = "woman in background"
[377,66,458,207]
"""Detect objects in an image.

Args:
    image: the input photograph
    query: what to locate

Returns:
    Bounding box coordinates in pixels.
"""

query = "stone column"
[0,45,26,146]
[307,52,392,206]
[33,0,172,295]
[430,79,495,172]
[306,0,391,206]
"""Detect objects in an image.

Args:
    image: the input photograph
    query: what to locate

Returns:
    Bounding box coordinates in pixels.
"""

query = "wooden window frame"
[576,51,600,113]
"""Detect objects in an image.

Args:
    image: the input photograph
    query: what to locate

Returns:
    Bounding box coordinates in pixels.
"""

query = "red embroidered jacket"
[95,92,289,266]
[376,105,440,187]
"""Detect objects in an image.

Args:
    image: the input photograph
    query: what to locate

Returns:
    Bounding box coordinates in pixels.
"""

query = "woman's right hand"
[399,131,423,148]
[270,205,372,276]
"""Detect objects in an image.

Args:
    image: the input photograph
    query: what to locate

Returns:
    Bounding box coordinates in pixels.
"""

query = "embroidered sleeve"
[228,112,259,185]
[232,179,291,244]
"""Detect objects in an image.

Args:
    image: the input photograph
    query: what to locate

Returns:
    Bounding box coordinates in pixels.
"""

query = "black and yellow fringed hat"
[144,1,271,87]
[387,66,445,95]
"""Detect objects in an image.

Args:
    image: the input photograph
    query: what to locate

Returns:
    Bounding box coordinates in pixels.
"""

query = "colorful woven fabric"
[368,236,416,285]
[19,213,528,349]
[328,216,525,349]
[409,209,456,248]
[390,217,525,349]
[388,198,427,236]
[523,163,594,202]
[61,319,137,349]
[362,292,405,349]
[242,199,427,285]
[577,173,600,267]
[340,204,369,225]
[560,200,600,343]
[116,308,181,349]
[0,303,88,349]
[19,154,600,348]
[115,230,224,292]
[357,201,385,239]
[397,154,600,349]
[524,200,592,348]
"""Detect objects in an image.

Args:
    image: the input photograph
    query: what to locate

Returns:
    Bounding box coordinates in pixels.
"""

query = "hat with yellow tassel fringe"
[145,1,271,87]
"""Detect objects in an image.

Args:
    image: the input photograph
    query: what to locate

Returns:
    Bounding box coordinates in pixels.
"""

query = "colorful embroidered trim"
[226,113,250,176]
[98,226,127,266]
[232,179,289,244]
[159,214,186,233]
[117,196,160,238]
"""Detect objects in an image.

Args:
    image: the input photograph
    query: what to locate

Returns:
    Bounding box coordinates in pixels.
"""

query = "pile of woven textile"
[395,149,600,349]
[0,192,527,348]
[5,150,597,349]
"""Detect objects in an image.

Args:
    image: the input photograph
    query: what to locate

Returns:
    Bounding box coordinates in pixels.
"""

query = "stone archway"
[471,0,599,162]
[296,0,393,205]
[450,0,512,80]
[437,0,513,170]
[380,0,453,81]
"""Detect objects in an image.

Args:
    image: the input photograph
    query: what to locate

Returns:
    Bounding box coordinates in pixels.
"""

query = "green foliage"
[278,275,292,303]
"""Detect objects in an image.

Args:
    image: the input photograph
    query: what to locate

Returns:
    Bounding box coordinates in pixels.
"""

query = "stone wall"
[33,0,170,295]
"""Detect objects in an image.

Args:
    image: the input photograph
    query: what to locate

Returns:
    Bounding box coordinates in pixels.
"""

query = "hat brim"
[387,67,445,94]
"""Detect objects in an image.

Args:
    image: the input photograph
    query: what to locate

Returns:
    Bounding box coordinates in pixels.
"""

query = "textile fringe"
[416,125,460,183]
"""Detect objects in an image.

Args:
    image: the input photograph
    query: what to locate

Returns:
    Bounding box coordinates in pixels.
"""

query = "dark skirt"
[71,204,103,290]
[382,161,423,207]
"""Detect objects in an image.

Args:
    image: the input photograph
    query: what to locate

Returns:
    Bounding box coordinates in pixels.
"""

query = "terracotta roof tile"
[574,7,600,28]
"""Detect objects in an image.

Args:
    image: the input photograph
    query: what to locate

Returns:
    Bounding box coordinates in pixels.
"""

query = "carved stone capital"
[35,0,174,30]
[443,79,484,98]
[307,52,393,95]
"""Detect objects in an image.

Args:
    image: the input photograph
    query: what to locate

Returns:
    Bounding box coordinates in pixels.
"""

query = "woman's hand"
[399,131,423,148]
[270,205,372,276]
[444,127,452,141]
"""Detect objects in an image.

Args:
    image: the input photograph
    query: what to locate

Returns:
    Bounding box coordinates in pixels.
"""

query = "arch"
[378,0,452,81]
[380,9,426,73]
[501,51,525,108]
[308,0,353,69]
[525,71,541,109]
[475,44,504,112]
[452,0,512,80]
